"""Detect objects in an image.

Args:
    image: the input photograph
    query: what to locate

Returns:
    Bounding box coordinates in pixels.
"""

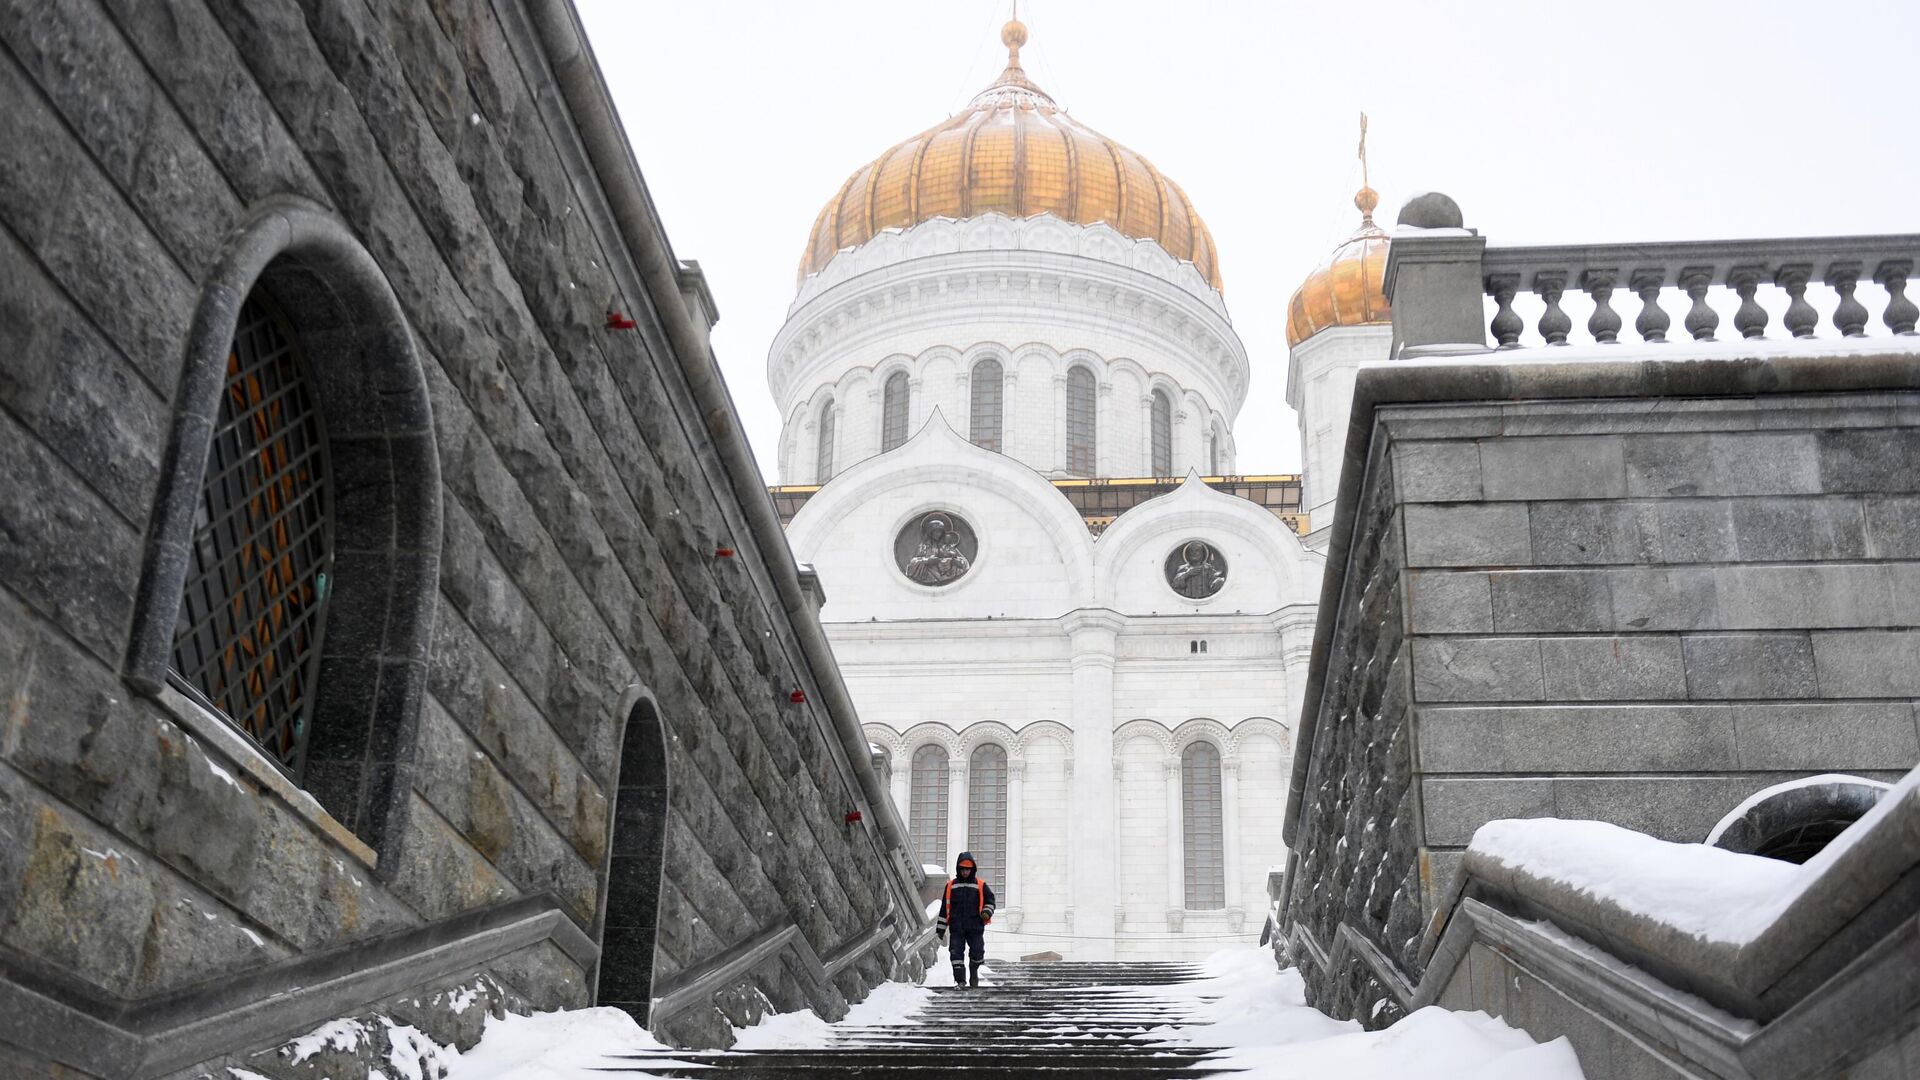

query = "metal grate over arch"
[1181,741,1226,909]
[970,359,1004,453]
[816,397,836,481]
[910,744,950,866]
[1151,389,1173,475]
[171,294,332,778]
[881,370,911,452]
[967,743,1009,883]
[1066,366,1096,475]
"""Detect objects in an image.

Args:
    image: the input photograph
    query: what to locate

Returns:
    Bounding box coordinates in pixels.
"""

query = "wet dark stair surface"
[611,961,1238,1077]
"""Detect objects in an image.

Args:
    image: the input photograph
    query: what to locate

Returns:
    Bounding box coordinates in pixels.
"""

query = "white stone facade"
[1283,322,1393,552]
[784,419,1321,960]
[770,214,1246,485]
[764,155,1348,959]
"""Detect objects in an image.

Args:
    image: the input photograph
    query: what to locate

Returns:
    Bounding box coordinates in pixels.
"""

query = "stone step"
[636,961,1239,1076]
[602,1053,1228,1068]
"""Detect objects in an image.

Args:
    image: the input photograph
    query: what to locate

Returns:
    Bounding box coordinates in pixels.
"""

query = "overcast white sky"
[578,0,1918,477]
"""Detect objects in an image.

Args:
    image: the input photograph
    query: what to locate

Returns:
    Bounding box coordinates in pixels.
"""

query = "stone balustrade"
[1383,194,1920,354]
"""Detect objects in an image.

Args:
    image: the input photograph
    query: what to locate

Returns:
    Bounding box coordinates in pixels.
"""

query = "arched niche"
[124,196,440,857]
[596,693,670,1024]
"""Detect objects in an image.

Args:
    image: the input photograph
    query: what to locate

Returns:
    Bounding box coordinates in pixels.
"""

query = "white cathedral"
[766,18,1391,960]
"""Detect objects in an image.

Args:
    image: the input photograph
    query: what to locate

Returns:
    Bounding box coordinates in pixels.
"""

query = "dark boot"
[952,962,967,988]
[969,962,982,987]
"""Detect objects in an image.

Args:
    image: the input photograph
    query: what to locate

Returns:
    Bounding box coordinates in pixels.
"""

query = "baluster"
[1582,269,1621,344]
[1876,259,1918,335]
[1729,266,1768,339]
[1534,272,1571,345]
[1826,262,1868,337]
[1487,273,1522,348]
[1680,268,1719,341]
[1630,269,1669,342]
[1775,264,1817,339]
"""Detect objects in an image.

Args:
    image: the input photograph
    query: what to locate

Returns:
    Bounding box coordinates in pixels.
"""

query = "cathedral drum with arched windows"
[776,16,1325,960]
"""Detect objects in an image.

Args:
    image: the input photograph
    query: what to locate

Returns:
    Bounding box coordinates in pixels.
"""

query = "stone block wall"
[0,0,920,1072]
[1283,373,1920,1025]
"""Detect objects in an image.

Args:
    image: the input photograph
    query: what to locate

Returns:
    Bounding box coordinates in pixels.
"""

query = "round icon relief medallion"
[1164,539,1228,599]
[894,511,979,587]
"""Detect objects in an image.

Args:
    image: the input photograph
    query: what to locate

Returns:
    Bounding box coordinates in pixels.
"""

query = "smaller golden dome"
[1286,187,1390,348]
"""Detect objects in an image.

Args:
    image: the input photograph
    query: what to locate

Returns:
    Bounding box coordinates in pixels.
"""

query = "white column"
[1222,754,1244,923]
[907,375,925,434]
[1003,369,1021,460]
[1138,395,1155,474]
[1066,611,1121,959]
[1172,406,1190,476]
[955,370,972,440]
[889,761,911,832]
[947,754,969,872]
[1096,380,1115,476]
[1165,756,1183,929]
[1062,757,1075,935]
[1006,756,1025,929]
[1276,610,1317,732]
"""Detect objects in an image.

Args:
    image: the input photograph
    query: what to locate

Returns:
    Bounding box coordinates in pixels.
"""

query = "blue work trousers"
[948,926,985,966]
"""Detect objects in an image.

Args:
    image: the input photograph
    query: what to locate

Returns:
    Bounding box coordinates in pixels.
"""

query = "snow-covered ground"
[439,946,1584,1079]
[1120,947,1584,1080]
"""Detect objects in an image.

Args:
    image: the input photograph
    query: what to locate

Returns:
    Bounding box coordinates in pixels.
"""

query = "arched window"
[816,397,836,482]
[1066,366,1096,476]
[171,294,332,776]
[967,743,1009,883]
[970,359,1004,453]
[1181,741,1226,909]
[1209,428,1221,476]
[881,370,911,452]
[910,744,949,865]
[1151,389,1173,475]
[129,203,440,850]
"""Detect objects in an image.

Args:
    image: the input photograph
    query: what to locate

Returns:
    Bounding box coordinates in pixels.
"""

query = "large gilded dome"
[798,19,1222,291]
[1285,186,1391,348]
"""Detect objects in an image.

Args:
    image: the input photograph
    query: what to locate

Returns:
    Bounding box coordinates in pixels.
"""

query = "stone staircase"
[608,961,1236,1077]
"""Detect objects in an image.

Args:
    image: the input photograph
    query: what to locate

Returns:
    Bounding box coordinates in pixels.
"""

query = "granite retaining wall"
[1280,354,1920,1032]
[0,0,921,1071]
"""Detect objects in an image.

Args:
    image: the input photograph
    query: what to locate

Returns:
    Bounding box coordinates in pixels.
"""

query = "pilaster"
[1064,609,1123,958]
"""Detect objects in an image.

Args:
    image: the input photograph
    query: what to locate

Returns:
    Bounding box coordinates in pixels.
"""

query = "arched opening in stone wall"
[126,198,440,857]
[1708,775,1890,865]
[597,696,670,1024]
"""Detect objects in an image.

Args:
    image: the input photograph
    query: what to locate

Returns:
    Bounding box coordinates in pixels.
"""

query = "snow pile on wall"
[1469,764,1920,946]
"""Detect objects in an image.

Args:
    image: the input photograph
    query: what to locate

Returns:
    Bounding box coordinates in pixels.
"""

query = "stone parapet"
[1279,339,1920,1034]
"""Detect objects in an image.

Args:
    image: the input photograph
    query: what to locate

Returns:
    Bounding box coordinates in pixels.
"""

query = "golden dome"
[1285,186,1390,348]
[798,20,1222,291]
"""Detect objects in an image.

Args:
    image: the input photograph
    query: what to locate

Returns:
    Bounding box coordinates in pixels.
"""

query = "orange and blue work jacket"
[937,876,996,932]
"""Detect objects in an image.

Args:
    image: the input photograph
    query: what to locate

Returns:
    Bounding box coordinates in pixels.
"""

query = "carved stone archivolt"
[896,510,978,586]
[1165,539,1227,599]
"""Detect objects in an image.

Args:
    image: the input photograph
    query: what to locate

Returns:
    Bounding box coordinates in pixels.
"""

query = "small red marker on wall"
[789,689,807,704]
[844,810,863,825]
[714,547,735,558]
[605,312,637,330]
